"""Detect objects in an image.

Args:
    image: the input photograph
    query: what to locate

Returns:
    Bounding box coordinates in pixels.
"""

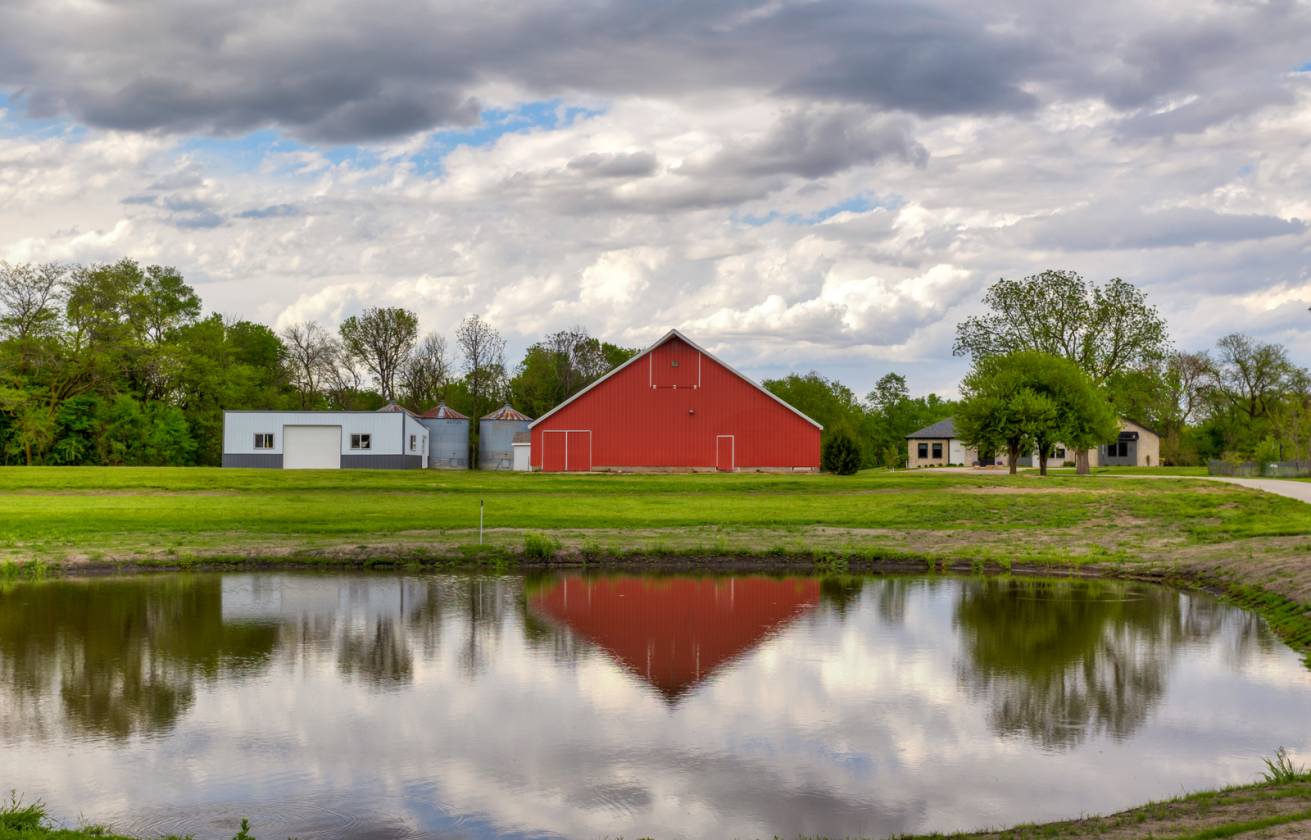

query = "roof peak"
[528,327,822,429]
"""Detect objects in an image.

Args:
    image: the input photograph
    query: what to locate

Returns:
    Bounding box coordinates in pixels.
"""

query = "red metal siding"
[532,336,820,470]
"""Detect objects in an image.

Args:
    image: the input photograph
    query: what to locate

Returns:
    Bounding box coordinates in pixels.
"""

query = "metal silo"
[420,402,470,469]
[479,404,532,470]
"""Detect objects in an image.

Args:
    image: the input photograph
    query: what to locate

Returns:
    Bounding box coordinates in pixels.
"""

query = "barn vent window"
[351,434,372,450]
[671,359,679,367]
[254,433,274,449]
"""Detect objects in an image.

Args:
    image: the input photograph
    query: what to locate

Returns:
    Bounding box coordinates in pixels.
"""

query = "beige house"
[906,417,1161,468]
[906,418,982,467]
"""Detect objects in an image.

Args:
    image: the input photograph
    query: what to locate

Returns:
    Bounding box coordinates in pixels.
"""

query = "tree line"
[3,259,1305,471]
[764,269,1310,473]
[0,259,636,466]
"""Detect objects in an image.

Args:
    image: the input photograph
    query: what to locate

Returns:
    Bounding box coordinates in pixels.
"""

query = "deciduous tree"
[401,332,453,409]
[281,322,338,409]
[955,271,1167,472]
[339,307,418,401]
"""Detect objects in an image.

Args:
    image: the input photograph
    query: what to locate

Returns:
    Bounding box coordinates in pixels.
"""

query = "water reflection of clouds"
[1,573,1309,840]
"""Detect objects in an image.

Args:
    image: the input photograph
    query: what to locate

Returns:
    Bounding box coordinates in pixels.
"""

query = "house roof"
[482,404,532,421]
[528,328,823,430]
[906,417,957,439]
[421,402,468,420]
[1121,417,1161,437]
[904,415,1160,441]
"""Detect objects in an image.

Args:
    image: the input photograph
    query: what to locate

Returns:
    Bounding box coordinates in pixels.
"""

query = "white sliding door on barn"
[283,425,342,469]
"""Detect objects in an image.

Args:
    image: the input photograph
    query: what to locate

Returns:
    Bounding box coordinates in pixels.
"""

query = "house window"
[918,442,928,459]
[253,433,274,449]
[351,433,372,450]
[1054,447,1066,459]
[409,434,417,451]
[931,442,943,459]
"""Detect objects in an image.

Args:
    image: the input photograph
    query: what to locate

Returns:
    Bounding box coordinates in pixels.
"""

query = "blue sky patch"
[738,194,895,227]
[0,91,86,141]
[408,99,604,175]
[171,98,603,177]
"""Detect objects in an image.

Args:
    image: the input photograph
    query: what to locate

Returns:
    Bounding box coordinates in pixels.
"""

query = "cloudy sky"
[1,0,1309,396]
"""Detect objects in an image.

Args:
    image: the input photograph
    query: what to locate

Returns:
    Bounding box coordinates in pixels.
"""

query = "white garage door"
[283,425,342,469]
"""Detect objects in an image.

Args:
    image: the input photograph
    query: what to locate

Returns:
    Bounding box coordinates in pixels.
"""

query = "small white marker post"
[479,499,484,545]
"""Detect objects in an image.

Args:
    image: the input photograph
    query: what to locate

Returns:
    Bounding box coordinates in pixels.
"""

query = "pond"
[1,571,1309,839]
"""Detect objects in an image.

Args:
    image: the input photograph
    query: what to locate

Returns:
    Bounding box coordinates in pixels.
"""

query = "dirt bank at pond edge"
[924,778,1311,840]
[11,532,1311,668]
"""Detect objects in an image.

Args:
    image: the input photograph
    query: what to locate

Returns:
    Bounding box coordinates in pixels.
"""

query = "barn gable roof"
[529,328,823,430]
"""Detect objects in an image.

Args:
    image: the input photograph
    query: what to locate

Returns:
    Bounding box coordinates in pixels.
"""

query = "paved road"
[934,467,1311,505]
[1164,475,1311,504]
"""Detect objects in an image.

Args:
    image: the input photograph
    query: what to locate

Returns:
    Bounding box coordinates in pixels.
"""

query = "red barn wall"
[531,336,820,470]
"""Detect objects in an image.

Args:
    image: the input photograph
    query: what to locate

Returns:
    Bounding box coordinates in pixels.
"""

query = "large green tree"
[955,271,1167,472]
[954,271,1168,383]
[956,351,1117,475]
[0,259,300,466]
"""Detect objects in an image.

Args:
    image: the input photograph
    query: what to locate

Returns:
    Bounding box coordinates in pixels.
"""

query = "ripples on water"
[1,572,1308,839]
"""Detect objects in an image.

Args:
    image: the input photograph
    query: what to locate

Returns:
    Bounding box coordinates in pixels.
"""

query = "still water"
[2,572,1309,839]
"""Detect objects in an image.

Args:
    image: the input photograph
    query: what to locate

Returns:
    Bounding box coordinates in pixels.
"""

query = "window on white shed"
[254,433,274,449]
[410,434,417,451]
[351,434,372,450]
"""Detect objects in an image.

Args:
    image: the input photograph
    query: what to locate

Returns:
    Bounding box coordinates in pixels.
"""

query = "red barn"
[529,329,821,472]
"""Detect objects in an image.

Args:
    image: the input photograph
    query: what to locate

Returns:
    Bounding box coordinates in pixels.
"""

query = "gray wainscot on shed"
[479,404,532,470]
[222,403,429,469]
[419,402,470,469]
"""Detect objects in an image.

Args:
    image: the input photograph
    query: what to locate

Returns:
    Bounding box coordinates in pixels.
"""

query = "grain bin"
[479,404,532,470]
[420,402,470,469]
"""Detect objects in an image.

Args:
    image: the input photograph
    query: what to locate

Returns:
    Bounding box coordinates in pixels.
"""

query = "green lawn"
[0,466,1305,562]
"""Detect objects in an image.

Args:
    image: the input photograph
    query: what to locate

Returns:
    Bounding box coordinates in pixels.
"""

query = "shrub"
[822,430,862,475]
[523,532,562,559]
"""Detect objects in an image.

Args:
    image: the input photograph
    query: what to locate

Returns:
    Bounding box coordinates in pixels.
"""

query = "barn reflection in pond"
[527,575,820,701]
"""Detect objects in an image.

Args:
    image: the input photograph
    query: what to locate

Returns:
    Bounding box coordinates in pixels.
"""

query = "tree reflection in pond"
[1,571,1307,840]
[952,578,1274,749]
[0,577,278,740]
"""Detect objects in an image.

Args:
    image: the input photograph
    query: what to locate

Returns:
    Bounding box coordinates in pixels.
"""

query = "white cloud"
[1,1,1309,397]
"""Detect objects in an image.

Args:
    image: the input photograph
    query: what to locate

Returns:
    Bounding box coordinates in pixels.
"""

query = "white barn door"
[283,425,342,469]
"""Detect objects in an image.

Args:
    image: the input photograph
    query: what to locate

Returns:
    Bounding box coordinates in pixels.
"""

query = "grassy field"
[1,465,1306,557]
[4,465,1311,655]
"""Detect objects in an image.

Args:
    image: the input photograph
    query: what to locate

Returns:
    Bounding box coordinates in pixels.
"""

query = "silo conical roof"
[422,402,468,419]
[481,404,532,421]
